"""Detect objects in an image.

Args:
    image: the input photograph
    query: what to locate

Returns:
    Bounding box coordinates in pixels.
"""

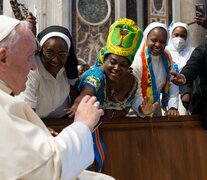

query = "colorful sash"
[141,43,171,107]
[92,128,106,172]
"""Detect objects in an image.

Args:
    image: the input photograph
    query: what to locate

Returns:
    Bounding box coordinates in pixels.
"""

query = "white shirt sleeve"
[131,54,146,117]
[131,53,143,103]
[23,70,39,109]
[131,53,143,84]
[54,122,94,180]
[168,54,179,109]
[168,81,179,109]
[69,78,78,86]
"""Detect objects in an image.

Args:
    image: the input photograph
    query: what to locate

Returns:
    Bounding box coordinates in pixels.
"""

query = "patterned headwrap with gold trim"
[97,18,143,66]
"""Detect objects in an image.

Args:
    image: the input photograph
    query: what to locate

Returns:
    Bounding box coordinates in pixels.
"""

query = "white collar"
[0,80,13,95]
[37,57,66,80]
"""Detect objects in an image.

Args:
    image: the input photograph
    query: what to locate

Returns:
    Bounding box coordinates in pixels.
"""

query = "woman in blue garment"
[65,18,158,172]
[66,18,157,119]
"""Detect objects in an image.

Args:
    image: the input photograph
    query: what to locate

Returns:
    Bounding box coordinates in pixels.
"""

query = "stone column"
[180,0,206,47]
[115,0,126,19]
[62,0,70,30]
[137,0,144,29]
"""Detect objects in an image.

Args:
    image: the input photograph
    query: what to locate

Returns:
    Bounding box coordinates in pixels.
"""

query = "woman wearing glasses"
[19,25,79,119]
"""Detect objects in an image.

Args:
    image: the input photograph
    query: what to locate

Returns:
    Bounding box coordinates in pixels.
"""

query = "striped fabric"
[141,43,171,107]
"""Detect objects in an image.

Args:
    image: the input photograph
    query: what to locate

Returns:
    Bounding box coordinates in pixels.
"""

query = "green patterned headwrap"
[97,18,143,65]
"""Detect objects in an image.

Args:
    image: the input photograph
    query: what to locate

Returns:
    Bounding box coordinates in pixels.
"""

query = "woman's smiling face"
[146,27,167,56]
[41,37,68,76]
[102,54,130,82]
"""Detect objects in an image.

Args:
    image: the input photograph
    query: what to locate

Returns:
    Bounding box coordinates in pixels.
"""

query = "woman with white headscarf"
[19,25,79,119]
[131,22,179,117]
[166,22,194,115]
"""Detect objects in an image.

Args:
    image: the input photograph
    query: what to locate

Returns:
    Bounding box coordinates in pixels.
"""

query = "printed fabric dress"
[78,64,138,172]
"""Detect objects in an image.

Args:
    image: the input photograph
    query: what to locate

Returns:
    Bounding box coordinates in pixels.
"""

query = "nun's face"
[146,27,167,56]
[172,26,187,40]
[41,37,68,76]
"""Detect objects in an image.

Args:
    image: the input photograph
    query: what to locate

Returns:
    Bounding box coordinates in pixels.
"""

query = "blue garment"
[78,65,105,105]
[78,65,106,172]
[79,61,138,110]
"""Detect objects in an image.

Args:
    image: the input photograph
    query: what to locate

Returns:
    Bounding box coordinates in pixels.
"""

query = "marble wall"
[73,0,115,66]
[180,0,206,47]
[2,0,207,60]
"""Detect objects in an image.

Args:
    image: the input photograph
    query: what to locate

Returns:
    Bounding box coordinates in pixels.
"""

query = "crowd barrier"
[43,115,207,180]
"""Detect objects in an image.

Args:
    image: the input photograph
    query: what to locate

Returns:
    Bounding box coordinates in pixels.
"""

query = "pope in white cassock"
[0,15,114,180]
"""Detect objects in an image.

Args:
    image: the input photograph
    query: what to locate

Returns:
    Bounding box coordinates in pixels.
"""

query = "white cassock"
[166,22,195,115]
[0,81,115,180]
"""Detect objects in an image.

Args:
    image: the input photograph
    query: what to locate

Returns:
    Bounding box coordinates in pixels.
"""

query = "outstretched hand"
[140,96,158,115]
[164,109,180,118]
[74,95,104,132]
[194,12,207,29]
[170,71,185,86]
[26,12,37,36]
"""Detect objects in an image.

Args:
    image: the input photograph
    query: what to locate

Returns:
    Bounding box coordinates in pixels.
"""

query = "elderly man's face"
[6,25,37,95]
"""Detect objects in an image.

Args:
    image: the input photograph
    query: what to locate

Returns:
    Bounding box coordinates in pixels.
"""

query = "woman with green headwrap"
[66,18,158,118]
[65,18,158,172]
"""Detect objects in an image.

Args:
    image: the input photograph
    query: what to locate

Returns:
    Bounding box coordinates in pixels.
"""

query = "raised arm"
[65,86,95,118]
[55,95,104,179]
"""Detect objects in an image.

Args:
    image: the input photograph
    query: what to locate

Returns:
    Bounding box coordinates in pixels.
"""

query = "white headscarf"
[37,26,71,51]
[166,22,194,66]
[167,22,193,51]
[137,22,168,54]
